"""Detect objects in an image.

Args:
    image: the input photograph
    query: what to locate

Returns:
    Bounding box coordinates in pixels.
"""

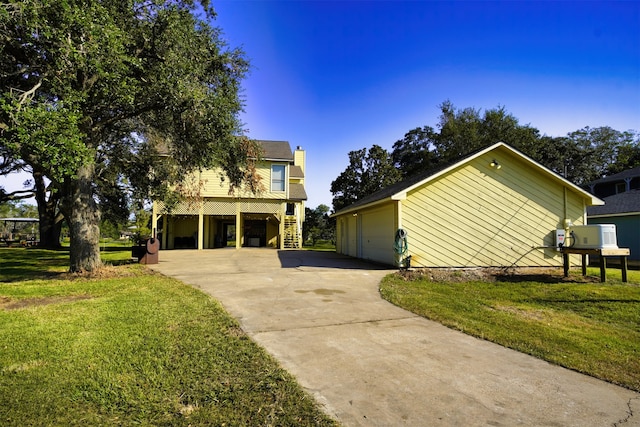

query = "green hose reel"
[394,228,411,268]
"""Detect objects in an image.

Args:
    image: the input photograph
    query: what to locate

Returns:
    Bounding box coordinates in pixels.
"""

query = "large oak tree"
[1,1,255,271]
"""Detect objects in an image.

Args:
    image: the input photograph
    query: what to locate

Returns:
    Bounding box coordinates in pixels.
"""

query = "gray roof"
[588,166,640,185]
[289,183,307,201]
[587,189,640,216]
[290,165,304,178]
[257,140,293,161]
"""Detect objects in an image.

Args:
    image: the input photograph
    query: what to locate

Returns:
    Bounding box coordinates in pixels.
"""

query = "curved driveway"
[149,249,639,426]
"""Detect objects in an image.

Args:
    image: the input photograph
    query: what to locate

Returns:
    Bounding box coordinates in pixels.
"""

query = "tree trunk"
[66,164,102,273]
[34,171,63,249]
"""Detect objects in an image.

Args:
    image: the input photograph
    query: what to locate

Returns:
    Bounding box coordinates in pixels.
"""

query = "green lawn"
[0,247,337,426]
[303,240,336,252]
[380,267,640,392]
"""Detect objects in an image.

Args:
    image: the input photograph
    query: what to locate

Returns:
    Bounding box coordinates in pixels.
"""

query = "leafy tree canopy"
[303,204,334,246]
[1,0,254,271]
[330,145,401,212]
[433,100,541,165]
[0,199,37,218]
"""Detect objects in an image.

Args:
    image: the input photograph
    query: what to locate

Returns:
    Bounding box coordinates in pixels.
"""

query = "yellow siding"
[403,151,586,267]
[199,162,288,200]
[294,149,305,173]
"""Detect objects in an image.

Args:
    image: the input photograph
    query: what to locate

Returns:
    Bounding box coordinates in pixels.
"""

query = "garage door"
[347,214,357,257]
[360,204,394,265]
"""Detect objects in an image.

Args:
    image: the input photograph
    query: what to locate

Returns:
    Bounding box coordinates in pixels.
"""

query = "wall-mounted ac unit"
[570,225,618,249]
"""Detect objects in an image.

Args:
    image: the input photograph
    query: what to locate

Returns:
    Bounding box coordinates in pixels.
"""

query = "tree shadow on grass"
[0,247,136,282]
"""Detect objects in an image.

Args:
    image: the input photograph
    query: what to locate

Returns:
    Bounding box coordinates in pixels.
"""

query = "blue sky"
[212,0,639,208]
[1,1,639,210]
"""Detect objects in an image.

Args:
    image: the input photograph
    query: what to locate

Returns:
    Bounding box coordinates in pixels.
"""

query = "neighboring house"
[585,165,640,198]
[152,140,307,250]
[332,142,603,268]
[585,166,640,261]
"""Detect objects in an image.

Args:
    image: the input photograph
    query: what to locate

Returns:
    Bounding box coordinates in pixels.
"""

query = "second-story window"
[271,165,285,192]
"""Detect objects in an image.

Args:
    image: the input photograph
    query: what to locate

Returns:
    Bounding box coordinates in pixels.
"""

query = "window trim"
[271,164,286,192]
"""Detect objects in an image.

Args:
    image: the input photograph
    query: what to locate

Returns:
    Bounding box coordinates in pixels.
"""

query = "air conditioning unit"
[570,225,618,249]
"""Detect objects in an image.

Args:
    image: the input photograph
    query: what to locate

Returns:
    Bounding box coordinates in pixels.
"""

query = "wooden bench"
[561,247,631,282]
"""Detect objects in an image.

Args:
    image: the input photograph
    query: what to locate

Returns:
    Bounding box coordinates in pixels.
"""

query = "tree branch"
[16,79,42,106]
[0,188,35,203]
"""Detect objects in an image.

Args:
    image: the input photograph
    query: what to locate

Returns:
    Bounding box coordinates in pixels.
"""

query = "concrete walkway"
[149,249,639,426]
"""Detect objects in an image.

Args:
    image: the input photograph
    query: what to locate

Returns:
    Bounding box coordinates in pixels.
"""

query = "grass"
[0,245,133,282]
[0,247,337,426]
[303,240,336,252]
[380,267,640,392]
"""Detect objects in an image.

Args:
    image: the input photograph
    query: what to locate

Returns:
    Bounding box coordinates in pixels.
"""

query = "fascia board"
[588,211,640,218]
[330,197,394,217]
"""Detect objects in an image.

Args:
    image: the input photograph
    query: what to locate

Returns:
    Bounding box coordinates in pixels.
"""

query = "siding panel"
[403,151,585,267]
[200,162,288,200]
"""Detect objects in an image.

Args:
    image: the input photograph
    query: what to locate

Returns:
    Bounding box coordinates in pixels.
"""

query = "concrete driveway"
[149,249,639,426]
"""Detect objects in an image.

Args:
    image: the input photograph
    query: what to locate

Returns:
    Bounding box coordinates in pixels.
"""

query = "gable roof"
[587,165,640,186]
[587,189,640,217]
[257,140,294,162]
[333,142,603,217]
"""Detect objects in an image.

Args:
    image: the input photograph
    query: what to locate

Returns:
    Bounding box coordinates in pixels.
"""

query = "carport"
[152,193,293,250]
[155,211,282,250]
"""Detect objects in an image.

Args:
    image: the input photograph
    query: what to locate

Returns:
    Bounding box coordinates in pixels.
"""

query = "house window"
[615,182,626,194]
[271,165,285,192]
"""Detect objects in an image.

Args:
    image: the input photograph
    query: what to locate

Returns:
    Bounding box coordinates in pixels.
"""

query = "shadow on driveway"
[277,249,391,270]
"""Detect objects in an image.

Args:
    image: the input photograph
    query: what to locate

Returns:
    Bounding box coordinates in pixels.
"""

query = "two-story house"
[151,140,307,250]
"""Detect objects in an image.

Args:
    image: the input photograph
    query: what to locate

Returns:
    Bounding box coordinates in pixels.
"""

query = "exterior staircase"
[283,217,301,249]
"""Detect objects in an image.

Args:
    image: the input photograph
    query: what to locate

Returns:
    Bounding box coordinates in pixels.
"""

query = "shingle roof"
[587,166,640,185]
[587,189,640,216]
[290,165,304,178]
[257,140,293,161]
[289,183,307,201]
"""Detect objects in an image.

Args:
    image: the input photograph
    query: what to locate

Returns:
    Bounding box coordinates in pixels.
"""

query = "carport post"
[279,204,285,249]
[236,209,242,249]
[198,208,204,250]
